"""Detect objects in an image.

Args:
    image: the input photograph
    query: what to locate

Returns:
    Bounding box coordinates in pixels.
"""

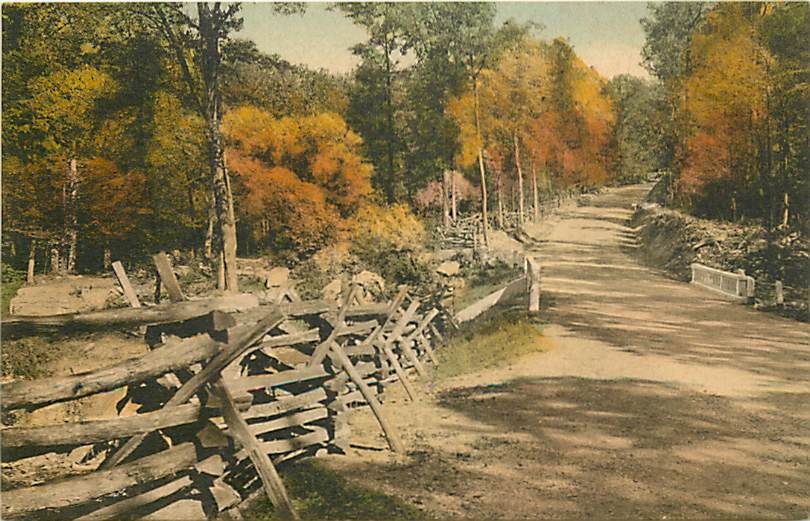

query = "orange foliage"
[228,151,338,255]
[677,4,769,206]
[82,157,148,241]
[223,106,372,255]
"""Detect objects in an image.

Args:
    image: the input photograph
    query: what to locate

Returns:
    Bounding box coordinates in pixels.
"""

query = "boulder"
[352,270,385,292]
[265,267,290,288]
[436,260,460,277]
[321,278,342,302]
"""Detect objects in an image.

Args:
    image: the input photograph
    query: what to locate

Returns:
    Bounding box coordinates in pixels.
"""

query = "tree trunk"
[64,158,79,274]
[27,240,36,284]
[384,43,397,203]
[531,162,539,222]
[450,170,458,221]
[514,131,525,226]
[199,3,238,293]
[473,78,489,247]
[103,246,112,271]
[50,246,60,274]
[496,173,504,230]
[782,192,789,228]
[441,170,450,227]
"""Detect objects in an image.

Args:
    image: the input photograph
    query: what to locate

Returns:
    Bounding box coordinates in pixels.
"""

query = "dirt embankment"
[630,202,809,321]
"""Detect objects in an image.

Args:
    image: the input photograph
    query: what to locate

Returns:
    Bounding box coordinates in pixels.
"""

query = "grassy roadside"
[434,309,548,381]
[246,459,429,521]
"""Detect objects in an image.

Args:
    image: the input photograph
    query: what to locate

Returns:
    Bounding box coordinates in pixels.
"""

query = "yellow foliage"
[446,92,482,169]
[351,203,426,252]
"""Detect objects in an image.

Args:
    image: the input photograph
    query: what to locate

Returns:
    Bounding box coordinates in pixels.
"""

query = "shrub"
[349,204,434,287]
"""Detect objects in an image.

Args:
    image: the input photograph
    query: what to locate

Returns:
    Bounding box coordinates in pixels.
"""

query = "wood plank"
[247,407,328,436]
[75,475,194,521]
[1,442,198,518]
[307,286,359,366]
[211,379,298,520]
[111,261,141,308]
[103,309,285,468]
[328,342,404,453]
[1,294,259,337]
[227,366,329,394]
[260,428,331,455]
[429,323,445,345]
[0,323,306,411]
[241,388,327,420]
[1,403,202,447]
[152,252,186,302]
[375,300,420,401]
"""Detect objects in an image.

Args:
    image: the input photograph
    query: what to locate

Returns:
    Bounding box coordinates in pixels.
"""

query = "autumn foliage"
[223,106,373,257]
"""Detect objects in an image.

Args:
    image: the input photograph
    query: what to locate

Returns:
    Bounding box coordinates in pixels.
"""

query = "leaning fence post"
[526,257,541,313]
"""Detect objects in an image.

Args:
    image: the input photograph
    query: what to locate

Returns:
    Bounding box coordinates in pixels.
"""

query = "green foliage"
[248,459,428,521]
[607,75,671,182]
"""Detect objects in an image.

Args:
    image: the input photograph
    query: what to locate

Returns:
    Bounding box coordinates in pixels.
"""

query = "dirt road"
[324,185,810,519]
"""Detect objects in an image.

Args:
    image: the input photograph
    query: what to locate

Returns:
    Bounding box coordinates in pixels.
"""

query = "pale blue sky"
[238,2,651,78]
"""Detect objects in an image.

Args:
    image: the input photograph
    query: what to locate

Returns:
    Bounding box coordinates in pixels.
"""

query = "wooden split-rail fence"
[438,190,581,251]
[0,255,454,520]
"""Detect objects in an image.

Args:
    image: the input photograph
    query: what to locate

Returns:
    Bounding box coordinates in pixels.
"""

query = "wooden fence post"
[775,280,784,305]
[526,257,541,313]
[112,261,141,308]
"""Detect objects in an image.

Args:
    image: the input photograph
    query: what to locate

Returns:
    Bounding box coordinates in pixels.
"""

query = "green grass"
[245,459,429,521]
[434,312,548,381]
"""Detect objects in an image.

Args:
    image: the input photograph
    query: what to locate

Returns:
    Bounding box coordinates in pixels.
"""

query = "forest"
[2,2,808,290]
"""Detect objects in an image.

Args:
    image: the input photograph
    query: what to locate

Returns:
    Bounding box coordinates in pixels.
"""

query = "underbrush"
[247,459,428,521]
[1,263,25,316]
[631,204,809,321]
[434,308,547,381]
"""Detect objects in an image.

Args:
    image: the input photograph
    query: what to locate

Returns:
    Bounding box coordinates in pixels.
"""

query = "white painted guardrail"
[690,263,755,301]
[454,256,542,323]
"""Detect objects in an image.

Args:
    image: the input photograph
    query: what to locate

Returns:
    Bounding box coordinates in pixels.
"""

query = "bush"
[349,204,434,287]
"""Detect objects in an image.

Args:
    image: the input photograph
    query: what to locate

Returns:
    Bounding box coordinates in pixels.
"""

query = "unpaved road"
[323,185,810,520]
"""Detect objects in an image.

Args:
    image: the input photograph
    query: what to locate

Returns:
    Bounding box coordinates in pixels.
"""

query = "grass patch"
[435,311,547,380]
[246,459,429,521]
[1,335,59,379]
[1,264,25,317]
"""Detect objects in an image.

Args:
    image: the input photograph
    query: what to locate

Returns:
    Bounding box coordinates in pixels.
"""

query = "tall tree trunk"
[496,173,504,230]
[441,170,450,228]
[50,246,60,274]
[384,41,397,203]
[531,162,539,222]
[473,78,489,247]
[103,246,112,271]
[64,158,79,274]
[450,170,458,222]
[782,192,789,228]
[514,131,525,226]
[199,3,238,293]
